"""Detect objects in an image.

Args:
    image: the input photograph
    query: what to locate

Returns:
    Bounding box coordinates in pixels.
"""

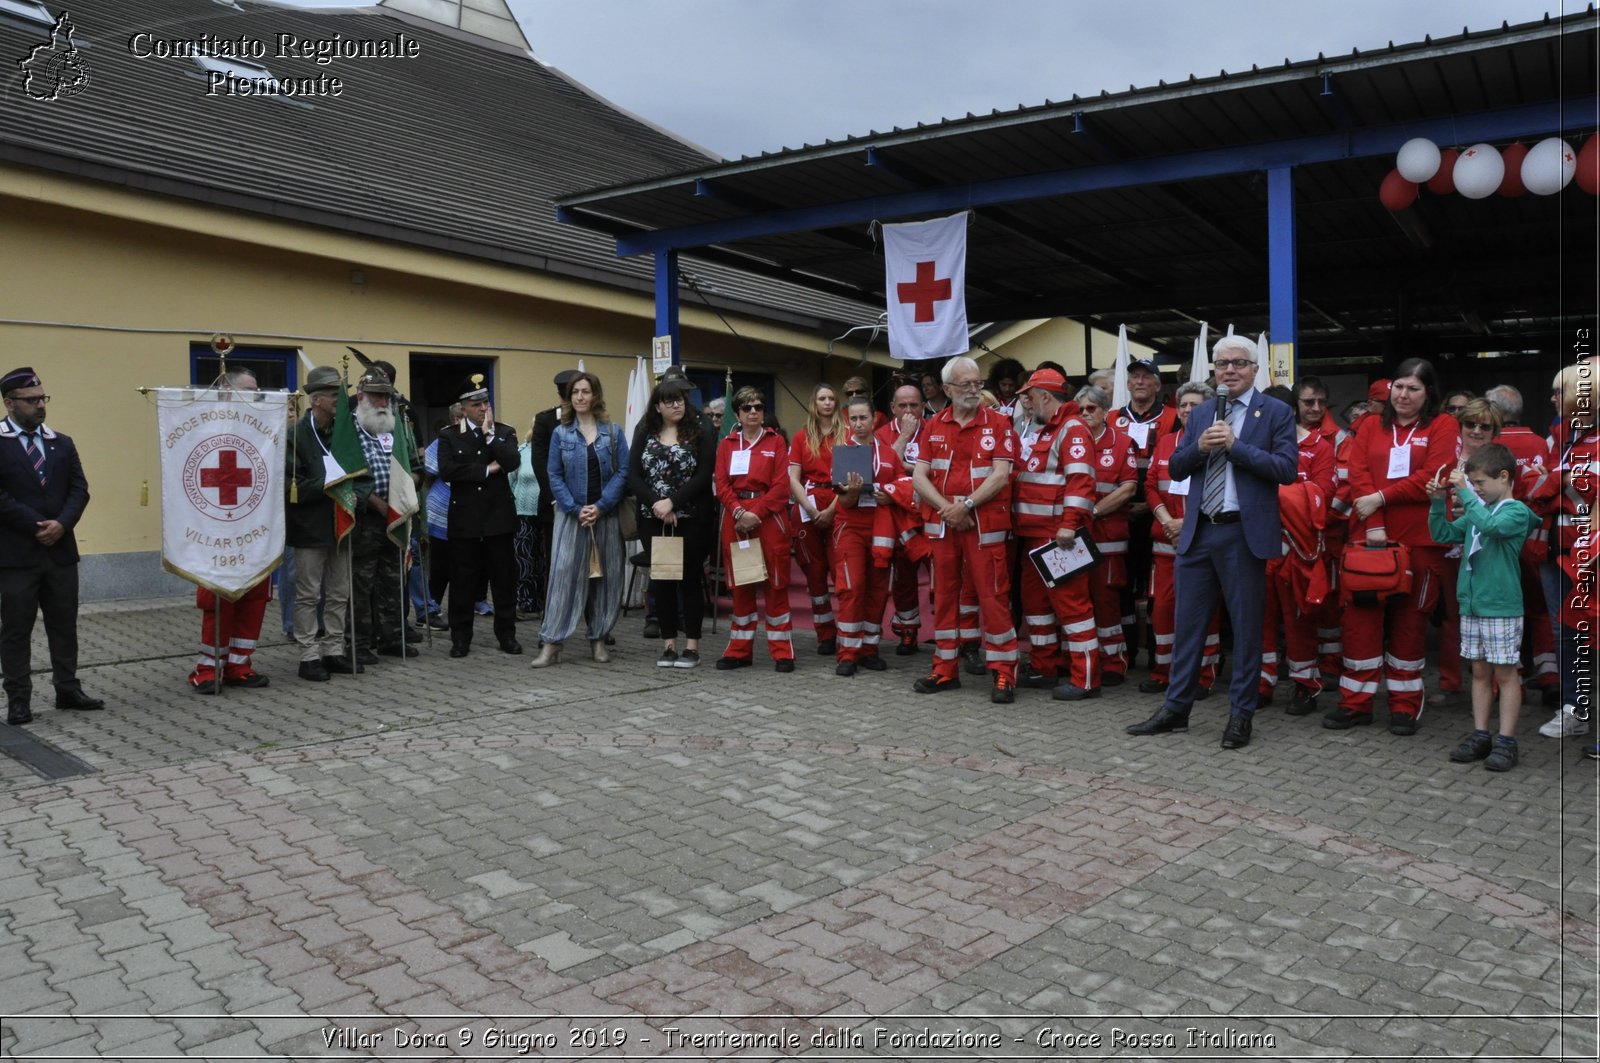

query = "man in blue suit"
[0,367,103,726]
[1126,337,1297,749]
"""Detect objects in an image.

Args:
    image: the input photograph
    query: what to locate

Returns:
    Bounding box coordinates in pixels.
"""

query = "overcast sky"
[503,0,1571,159]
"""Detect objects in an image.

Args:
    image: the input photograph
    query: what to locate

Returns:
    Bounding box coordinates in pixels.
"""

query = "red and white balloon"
[1522,137,1576,195]
[1454,143,1504,200]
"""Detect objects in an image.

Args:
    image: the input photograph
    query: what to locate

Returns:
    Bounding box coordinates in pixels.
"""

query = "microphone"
[1214,383,1230,424]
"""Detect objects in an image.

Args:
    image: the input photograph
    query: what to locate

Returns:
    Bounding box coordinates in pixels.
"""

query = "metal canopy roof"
[556,10,1599,367]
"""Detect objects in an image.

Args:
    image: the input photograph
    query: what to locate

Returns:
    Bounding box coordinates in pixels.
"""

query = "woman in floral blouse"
[627,379,717,667]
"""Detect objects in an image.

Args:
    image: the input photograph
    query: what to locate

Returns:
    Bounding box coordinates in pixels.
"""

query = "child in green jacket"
[1428,443,1541,771]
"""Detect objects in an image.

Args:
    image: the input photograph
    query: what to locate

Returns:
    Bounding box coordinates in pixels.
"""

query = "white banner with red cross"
[882,211,969,362]
[156,387,289,599]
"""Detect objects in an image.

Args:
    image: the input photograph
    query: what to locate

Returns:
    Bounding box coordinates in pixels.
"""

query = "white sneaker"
[1539,705,1589,738]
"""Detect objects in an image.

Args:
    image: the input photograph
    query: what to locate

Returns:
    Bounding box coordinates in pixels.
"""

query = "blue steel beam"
[1266,166,1298,376]
[597,97,1593,257]
[654,250,680,365]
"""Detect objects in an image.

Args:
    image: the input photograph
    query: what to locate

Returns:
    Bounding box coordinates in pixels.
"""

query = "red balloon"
[1579,134,1600,195]
[1498,142,1528,196]
[1380,168,1419,211]
[1426,148,1458,195]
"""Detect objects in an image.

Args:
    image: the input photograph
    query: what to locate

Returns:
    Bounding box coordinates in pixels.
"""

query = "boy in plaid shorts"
[1428,443,1541,771]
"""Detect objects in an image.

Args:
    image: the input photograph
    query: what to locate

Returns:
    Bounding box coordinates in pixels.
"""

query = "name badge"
[729,449,752,476]
[1387,446,1411,479]
[1169,476,1191,497]
[799,493,816,522]
[379,432,394,453]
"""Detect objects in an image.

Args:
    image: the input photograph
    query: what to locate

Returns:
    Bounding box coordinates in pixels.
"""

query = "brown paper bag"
[651,527,684,581]
[728,536,768,587]
[588,529,603,579]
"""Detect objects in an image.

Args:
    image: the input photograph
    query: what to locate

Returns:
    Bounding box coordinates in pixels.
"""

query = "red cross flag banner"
[156,386,290,599]
[882,211,969,361]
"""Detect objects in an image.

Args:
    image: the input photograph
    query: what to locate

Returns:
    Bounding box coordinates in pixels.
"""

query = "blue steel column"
[655,250,681,365]
[1266,166,1297,381]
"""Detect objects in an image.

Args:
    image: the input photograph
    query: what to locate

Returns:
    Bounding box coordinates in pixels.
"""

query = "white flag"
[1254,332,1272,392]
[1110,324,1132,410]
[623,356,651,443]
[157,387,289,599]
[883,212,968,362]
[1189,322,1210,384]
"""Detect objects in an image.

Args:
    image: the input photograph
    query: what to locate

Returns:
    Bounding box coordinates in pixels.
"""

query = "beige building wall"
[0,169,832,596]
[984,318,1161,378]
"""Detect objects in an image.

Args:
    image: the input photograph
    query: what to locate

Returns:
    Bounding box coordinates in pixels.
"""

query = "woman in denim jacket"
[531,371,628,667]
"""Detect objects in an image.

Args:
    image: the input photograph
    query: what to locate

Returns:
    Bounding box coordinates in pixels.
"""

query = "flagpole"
[340,352,359,676]
[213,596,223,696]
[397,539,408,667]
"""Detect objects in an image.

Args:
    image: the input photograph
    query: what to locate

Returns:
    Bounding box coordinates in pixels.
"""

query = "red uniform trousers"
[1149,553,1218,687]
[722,515,794,662]
[190,578,272,687]
[793,521,837,644]
[1259,555,1321,698]
[929,528,1017,681]
[1437,553,1463,694]
[889,550,924,639]
[1523,554,1557,688]
[1088,556,1128,680]
[1018,536,1097,688]
[1338,545,1446,719]
[832,520,889,662]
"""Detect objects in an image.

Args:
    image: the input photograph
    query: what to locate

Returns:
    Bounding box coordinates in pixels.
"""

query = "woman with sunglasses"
[1430,399,1504,709]
[628,380,716,668]
[788,383,847,655]
[1330,357,1459,734]
[714,387,796,671]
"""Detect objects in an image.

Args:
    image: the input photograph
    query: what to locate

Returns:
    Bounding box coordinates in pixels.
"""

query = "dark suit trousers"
[0,560,80,704]
[1163,520,1265,717]
[447,535,516,645]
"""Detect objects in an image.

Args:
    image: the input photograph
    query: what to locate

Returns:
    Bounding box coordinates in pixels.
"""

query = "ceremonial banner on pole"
[157,387,290,600]
[883,212,969,361]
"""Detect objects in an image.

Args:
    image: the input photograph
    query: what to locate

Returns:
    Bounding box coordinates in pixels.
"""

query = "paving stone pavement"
[0,594,1595,1060]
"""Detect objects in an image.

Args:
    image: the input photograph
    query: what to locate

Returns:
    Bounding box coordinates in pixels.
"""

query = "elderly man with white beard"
[349,368,420,663]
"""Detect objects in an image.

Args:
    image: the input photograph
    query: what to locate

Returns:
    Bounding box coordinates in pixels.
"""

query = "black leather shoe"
[1194,685,1213,700]
[1138,678,1169,694]
[960,644,986,676]
[449,644,470,658]
[895,632,919,656]
[775,659,794,673]
[816,639,837,656]
[356,648,381,667]
[859,655,887,671]
[913,673,960,694]
[378,644,419,658]
[1051,684,1102,702]
[498,640,523,655]
[642,618,661,639]
[991,673,1015,704]
[298,660,330,682]
[55,689,105,711]
[1286,686,1318,716]
[190,679,221,695]
[1018,668,1056,689]
[835,660,857,677]
[7,703,33,725]
[1126,708,1189,735]
[426,615,450,631]
[224,671,270,688]
[1322,707,1372,730]
[1389,714,1418,736]
[715,656,751,670]
[1221,714,1253,749]
[1101,672,1125,688]
[322,655,361,674]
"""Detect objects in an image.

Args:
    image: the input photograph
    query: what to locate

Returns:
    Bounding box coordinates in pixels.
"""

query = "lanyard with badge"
[1388,423,1419,479]
[728,430,757,477]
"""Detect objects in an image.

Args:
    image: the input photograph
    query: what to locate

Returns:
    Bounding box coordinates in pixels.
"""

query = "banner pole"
[422,536,433,649]
[213,596,223,696]
[397,539,408,666]
[347,542,357,676]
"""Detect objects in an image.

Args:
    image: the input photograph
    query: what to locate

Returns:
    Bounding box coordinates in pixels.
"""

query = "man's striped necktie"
[23,431,46,487]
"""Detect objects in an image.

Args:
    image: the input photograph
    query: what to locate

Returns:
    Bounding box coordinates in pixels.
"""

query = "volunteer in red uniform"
[1259,383,1336,714]
[1078,385,1139,686]
[714,387,795,671]
[189,367,272,692]
[911,356,1020,704]
[1485,384,1559,703]
[877,382,929,654]
[788,383,844,655]
[1144,382,1220,696]
[1114,358,1180,668]
[1327,358,1459,734]
[1008,369,1099,698]
[832,397,896,675]
[1323,384,1387,678]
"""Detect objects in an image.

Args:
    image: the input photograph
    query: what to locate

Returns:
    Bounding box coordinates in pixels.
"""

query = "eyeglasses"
[1214,359,1254,370]
[658,397,685,406]
[9,394,48,405]
[844,390,866,397]
[947,381,983,392]
[1461,420,1495,433]
[1445,405,1468,415]
[740,404,765,412]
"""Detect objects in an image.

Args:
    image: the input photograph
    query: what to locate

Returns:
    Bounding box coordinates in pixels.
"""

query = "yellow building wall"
[0,182,832,571]
[986,318,1160,377]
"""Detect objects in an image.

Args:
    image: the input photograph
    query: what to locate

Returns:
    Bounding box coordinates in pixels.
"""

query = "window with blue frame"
[189,344,298,390]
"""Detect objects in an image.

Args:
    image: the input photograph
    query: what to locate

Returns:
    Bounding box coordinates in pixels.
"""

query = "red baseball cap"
[1019,368,1068,395]
[1367,378,1392,404]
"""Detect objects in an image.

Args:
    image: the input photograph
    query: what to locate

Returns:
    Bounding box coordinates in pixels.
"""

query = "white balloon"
[1396,137,1441,183]
[1522,137,1577,195]
[1454,143,1504,200]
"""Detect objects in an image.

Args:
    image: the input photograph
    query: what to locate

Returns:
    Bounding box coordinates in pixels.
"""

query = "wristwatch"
[962,497,976,511]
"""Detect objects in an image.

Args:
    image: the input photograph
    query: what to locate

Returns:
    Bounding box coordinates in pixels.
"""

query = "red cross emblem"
[897,260,953,323]
[199,449,253,506]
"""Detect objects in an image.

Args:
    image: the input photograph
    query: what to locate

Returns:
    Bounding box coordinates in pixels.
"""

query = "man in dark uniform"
[439,375,521,657]
[286,366,358,681]
[0,366,102,724]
